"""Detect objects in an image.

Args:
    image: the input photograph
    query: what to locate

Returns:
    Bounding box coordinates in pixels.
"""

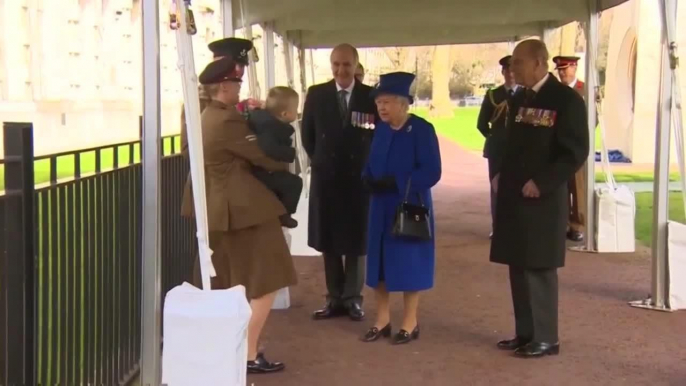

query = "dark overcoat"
[490,74,589,269]
[363,115,442,291]
[301,80,378,256]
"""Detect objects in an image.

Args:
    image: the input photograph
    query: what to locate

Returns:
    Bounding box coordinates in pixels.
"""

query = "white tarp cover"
[231,0,629,48]
[162,283,252,386]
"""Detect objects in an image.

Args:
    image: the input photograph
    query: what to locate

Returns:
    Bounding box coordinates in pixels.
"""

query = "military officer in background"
[477,55,519,239]
[491,40,589,358]
[553,55,587,242]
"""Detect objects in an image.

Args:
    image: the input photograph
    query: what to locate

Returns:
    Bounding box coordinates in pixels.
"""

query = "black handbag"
[392,177,432,241]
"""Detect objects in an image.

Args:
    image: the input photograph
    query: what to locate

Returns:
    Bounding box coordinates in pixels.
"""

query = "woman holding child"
[180,38,296,374]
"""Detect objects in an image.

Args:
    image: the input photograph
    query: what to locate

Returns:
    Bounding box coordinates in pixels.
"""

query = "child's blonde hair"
[265,86,299,116]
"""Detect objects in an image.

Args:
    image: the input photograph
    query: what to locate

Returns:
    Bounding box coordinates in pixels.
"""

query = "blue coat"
[363,114,442,292]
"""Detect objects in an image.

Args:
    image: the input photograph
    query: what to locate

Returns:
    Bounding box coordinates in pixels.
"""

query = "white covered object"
[595,185,636,252]
[593,92,636,253]
[667,221,686,309]
[162,283,252,386]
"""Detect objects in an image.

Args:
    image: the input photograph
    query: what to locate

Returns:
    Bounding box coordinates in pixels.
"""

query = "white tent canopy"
[230,0,629,48]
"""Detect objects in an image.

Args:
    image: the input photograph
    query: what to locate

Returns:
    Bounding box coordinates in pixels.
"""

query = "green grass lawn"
[414,106,685,246]
[414,107,681,184]
[635,192,686,246]
[1,136,180,384]
[0,137,180,191]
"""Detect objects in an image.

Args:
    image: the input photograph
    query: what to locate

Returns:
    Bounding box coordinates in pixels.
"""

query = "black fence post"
[2,122,36,386]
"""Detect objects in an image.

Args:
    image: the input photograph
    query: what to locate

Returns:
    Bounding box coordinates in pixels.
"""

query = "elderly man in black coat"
[490,39,589,358]
[301,43,378,321]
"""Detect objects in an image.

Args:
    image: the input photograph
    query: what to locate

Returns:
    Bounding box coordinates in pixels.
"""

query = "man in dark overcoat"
[301,43,378,321]
[490,40,589,358]
[476,55,519,238]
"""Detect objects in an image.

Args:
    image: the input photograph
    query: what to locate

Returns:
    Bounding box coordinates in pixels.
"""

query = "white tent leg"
[539,23,552,47]
[583,0,599,252]
[283,34,295,89]
[140,0,162,384]
[242,24,261,100]
[630,0,676,312]
[309,49,316,85]
[222,0,234,37]
[298,43,311,198]
[262,22,276,89]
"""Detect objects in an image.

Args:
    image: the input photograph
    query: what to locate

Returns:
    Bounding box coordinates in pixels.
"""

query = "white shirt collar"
[531,73,549,93]
[336,79,355,94]
[568,78,578,89]
[505,84,520,92]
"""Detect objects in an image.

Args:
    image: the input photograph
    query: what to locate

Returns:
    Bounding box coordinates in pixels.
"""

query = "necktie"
[508,88,515,98]
[338,89,349,121]
[524,88,536,104]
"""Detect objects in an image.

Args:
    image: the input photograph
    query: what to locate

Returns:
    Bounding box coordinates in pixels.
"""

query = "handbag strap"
[403,176,425,206]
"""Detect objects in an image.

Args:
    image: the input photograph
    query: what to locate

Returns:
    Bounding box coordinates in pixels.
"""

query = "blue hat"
[370,72,416,104]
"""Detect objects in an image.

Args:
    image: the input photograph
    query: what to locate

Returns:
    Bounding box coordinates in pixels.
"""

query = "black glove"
[363,175,397,193]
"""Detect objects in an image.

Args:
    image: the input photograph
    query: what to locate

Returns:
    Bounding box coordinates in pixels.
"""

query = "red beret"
[552,56,580,69]
[198,56,245,85]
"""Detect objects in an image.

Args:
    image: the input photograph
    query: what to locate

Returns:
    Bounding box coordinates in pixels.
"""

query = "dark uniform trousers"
[324,254,365,306]
[509,266,559,343]
[253,169,303,214]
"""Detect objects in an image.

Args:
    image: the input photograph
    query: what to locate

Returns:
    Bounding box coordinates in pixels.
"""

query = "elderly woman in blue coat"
[360,72,442,345]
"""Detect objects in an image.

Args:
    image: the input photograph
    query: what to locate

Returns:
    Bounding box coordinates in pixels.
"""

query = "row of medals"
[352,111,376,130]
[515,107,555,127]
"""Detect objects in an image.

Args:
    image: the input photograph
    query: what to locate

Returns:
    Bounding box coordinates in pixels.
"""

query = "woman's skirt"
[195,218,297,299]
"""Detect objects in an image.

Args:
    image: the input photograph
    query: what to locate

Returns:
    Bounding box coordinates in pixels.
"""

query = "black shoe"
[312,302,345,320]
[347,303,365,321]
[392,325,419,345]
[497,336,532,350]
[247,353,285,374]
[361,324,391,342]
[514,342,560,358]
[279,214,298,229]
[567,230,583,242]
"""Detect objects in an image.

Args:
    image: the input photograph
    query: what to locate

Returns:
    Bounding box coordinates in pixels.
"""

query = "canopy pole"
[583,0,599,252]
[283,33,295,90]
[309,49,316,86]
[242,24,260,100]
[297,37,311,197]
[221,0,234,37]
[630,0,676,312]
[262,21,276,90]
[140,0,162,384]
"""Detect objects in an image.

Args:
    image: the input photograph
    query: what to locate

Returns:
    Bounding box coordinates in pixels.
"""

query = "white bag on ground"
[667,222,686,309]
[595,185,636,253]
[593,92,636,253]
[665,16,686,310]
[162,283,252,386]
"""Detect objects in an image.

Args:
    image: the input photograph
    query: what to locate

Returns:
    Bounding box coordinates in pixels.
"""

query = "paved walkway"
[249,138,685,386]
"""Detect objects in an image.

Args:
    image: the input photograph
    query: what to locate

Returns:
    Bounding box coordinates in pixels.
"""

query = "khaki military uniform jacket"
[180,100,287,231]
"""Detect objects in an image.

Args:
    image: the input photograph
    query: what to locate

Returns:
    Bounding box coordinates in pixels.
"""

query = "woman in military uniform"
[180,38,296,374]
